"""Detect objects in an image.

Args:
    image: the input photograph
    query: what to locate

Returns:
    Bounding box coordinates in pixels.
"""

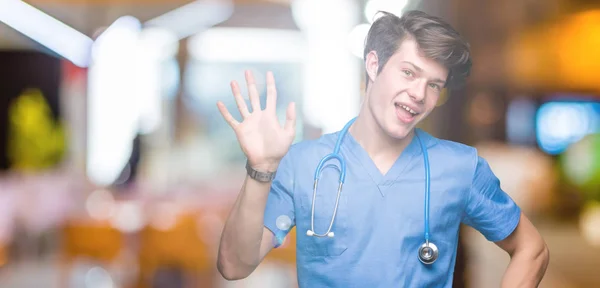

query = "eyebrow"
[402,61,447,85]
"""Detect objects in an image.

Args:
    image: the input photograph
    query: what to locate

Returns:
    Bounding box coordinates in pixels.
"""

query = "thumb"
[284,102,296,133]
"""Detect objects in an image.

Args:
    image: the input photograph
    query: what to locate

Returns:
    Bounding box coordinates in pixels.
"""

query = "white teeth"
[398,104,417,115]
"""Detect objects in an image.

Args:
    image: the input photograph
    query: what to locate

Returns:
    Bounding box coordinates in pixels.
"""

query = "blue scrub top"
[263,128,521,288]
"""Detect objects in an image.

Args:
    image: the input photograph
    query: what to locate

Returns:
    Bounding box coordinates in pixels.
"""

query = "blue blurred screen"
[536,98,600,155]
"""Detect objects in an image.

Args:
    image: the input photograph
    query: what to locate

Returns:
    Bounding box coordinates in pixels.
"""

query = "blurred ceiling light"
[364,0,409,23]
[92,16,142,62]
[0,0,93,67]
[87,16,143,186]
[188,28,306,62]
[291,0,357,31]
[135,28,176,135]
[348,23,371,59]
[290,0,361,133]
[88,17,177,186]
[137,27,179,61]
[145,0,234,40]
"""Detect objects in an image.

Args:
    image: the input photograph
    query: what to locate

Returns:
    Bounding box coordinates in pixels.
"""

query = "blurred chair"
[60,219,124,287]
[136,210,215,288]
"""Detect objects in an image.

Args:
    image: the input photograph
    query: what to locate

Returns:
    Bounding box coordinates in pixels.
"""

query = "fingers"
[284,102,296,135]
[217,101,239,128]
[245,70,261,112]
[265,71,277,111]
[230,81,250,119]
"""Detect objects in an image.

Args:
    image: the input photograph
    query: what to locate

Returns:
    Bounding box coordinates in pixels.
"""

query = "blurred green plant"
[7,88,66,171]
[560,133,600,202]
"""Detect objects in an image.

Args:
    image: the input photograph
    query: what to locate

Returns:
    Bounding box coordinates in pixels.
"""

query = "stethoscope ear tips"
[327,232,334,238]
[418,241,439,265]
[306,230,314,236]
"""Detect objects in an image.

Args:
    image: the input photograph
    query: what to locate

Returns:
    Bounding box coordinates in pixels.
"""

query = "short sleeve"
[263,149,296,248]
[462,156,521,242]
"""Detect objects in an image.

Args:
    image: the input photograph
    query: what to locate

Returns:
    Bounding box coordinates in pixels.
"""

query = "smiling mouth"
[395,103,419,116]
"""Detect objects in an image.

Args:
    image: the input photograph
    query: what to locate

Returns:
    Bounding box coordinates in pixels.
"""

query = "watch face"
[248,163,275,182]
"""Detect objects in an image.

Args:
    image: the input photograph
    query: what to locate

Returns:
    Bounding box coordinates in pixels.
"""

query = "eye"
[428,83,441,91]
[402,69,414,77]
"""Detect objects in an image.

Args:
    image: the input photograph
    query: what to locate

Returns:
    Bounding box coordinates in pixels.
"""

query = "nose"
[408,79,427,103]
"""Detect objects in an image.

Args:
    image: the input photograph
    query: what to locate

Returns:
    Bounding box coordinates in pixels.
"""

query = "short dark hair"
[364,10,472,89]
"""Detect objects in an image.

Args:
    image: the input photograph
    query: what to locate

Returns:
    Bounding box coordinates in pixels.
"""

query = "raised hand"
[217,70,296,172]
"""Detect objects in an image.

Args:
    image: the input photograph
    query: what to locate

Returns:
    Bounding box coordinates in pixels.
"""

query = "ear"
[365,51,379,83]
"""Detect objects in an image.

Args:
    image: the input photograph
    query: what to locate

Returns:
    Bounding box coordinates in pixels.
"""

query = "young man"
[216,10,549,287]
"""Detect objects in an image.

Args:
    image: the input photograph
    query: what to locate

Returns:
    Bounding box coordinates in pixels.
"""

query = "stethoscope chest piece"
[418,241,438,265]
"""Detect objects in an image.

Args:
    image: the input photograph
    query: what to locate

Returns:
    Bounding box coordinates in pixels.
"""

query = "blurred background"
[0,0,599,287]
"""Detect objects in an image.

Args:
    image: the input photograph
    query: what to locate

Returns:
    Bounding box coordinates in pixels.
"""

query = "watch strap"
[246,161,277,182]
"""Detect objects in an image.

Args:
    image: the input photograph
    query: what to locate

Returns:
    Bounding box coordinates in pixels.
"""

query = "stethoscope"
[305,117,438,265]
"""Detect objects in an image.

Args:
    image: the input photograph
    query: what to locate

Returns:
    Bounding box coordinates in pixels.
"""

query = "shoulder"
[281,132,338,166]
[436,139,477,159]
[421,130,477,158]
[421,130,480,178]
[287,132,338,157]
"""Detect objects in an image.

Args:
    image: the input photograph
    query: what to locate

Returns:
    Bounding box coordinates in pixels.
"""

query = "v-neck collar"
[342,128,433,197]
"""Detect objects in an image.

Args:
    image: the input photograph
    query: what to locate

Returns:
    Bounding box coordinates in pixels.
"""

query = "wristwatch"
[246,161,277,182]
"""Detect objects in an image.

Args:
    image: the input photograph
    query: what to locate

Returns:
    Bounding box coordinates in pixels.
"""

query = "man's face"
[365,38,448,139]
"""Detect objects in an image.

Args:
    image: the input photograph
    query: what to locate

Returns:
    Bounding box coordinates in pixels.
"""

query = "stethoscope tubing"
[415,132,431,242]
[308,118,355,238]
[306,117,436,264]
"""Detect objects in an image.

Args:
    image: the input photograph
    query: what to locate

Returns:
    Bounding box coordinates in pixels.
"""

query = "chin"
[385,121,414,140]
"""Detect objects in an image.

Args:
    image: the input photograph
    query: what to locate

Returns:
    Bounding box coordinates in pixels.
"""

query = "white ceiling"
[0,2,186,49]
[0,0,300,50]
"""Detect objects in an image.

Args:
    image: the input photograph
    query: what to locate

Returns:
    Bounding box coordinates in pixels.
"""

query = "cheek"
[368,86,390,110]
[369,95,387,114]
[426,93,440,108]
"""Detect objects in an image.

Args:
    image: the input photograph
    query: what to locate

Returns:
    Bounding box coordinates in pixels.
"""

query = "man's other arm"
[495,212,550,288]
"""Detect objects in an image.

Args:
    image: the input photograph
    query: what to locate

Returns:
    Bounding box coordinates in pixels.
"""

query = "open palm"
[217,70,296,172]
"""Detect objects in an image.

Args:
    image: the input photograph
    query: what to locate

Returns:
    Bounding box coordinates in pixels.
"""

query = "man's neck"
[349,110,414,174]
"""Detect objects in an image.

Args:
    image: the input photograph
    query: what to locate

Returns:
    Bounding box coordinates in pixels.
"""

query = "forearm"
[217,176,271,278]
[501,244,550,288]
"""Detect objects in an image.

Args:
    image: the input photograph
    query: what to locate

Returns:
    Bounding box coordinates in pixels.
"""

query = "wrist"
[246,160,278,183]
